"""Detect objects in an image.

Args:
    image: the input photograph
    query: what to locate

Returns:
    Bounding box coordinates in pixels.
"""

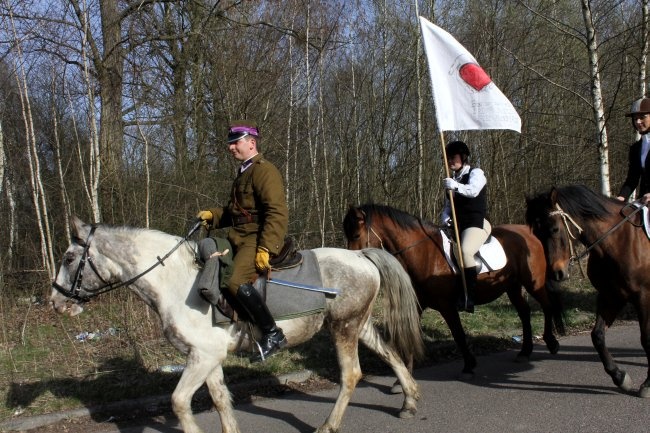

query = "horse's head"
[342,205,384,250]
[525,188,572,281]
[51,216,119,316]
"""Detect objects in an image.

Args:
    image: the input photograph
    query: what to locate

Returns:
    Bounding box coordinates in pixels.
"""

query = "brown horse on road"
[525,184,650,397]
[343,204,565,377]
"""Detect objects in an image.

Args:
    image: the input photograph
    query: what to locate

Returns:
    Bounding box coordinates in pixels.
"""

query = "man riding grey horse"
[196,120,289,362]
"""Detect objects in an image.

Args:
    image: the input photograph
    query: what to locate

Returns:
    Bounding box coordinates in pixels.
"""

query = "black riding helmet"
[446,140,470,163]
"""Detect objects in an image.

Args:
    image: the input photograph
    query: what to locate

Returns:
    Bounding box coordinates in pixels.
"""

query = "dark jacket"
[618,138,650,199]
[455,168,488,231]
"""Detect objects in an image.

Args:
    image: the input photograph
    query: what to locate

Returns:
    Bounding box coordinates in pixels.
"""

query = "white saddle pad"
[633,203,650,239]
[440,230,507,275]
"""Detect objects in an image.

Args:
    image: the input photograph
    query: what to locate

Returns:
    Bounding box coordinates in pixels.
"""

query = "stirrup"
[251,330,287,362]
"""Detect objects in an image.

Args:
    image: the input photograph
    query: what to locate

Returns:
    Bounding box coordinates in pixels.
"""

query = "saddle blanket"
[440,230,507,275]
[633,202,650,239]
[212,249,327,325]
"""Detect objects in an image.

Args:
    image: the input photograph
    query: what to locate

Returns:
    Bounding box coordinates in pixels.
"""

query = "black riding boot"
[457,267,478,313]
[235,283,287,362]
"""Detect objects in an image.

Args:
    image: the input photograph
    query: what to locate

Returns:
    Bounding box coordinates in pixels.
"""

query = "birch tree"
[7,9,55,277]
[581,0,611,195]
[0,120,15,265]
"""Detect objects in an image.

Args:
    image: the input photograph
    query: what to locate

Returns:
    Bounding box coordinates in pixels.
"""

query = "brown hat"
[625,98,650,117]
[227,120,260,143]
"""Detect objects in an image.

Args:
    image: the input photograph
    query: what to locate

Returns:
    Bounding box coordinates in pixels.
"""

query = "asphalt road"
[4,323,649,433]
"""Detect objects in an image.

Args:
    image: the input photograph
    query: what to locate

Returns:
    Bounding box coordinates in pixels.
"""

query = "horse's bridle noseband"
[52,225,103,302]
[52,220,202,303]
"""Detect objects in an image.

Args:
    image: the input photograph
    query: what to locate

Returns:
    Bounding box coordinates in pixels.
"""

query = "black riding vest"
[454,168,488,231]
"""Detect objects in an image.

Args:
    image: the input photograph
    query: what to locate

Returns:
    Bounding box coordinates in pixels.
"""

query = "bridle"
[548,204,583,263]
[549,202,643,264]
[52,220,202,303]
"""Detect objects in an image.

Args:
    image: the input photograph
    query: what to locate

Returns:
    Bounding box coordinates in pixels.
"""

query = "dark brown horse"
[343,204,565,376]
[526,184,650,397]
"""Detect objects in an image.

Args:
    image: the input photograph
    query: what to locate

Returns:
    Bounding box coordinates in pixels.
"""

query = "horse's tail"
[546,279,566,336]
[361,248,424,361]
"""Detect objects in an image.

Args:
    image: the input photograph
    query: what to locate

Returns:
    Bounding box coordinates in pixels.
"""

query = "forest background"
[0,0,649,420]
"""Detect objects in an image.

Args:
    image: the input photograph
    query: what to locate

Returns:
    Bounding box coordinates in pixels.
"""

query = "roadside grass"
[1,274,600,422]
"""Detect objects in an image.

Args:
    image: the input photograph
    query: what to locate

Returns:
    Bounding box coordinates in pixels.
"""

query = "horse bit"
[52,220,202,303]
[550,202,644,264]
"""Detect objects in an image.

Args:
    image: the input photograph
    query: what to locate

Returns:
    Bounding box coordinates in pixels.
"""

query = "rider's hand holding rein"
[197,210,214,226]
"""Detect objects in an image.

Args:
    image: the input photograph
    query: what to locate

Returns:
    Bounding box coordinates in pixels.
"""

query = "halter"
[52,220,202,303]
[550,202,643,264]
[549,204,583,263]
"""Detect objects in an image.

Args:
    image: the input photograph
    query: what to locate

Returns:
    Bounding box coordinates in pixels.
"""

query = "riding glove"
[196,210,213,224]
[443,177,459,191]
[255,246,270,271]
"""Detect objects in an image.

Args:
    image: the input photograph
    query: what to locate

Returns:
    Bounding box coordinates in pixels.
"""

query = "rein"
[52,220,202,303]
[552,203,644,264]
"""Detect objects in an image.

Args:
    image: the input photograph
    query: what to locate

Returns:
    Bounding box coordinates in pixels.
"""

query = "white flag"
[419,16,521,133]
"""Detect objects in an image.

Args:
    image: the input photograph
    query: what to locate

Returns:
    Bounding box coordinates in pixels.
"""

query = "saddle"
[214,249,325,325]
[440,229,507,274]
[269,236,303,270]
[211,236,305,322]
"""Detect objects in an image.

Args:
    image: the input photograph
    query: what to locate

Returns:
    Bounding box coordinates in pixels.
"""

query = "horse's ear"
[70,215,89,240]
[549,187,559,204]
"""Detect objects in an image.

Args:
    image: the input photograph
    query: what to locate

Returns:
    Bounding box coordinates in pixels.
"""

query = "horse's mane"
[91,222,196,262]
[345,203,426,234]
[527,184,614,224]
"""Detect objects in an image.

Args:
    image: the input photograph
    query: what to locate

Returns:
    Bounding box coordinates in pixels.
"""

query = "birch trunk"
[304,2,324,245]
[8,11,55,277]
[51,83,72,246]
[640,0,649,98]
[581,0,611,196]
[0,121,16,265]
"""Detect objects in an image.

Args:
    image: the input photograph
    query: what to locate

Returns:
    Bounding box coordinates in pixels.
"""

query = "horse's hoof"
[399,407,417,419]
[545,339,560,355]
[616,371,634,392]
[514,354,531,364]
[390,383,403,394]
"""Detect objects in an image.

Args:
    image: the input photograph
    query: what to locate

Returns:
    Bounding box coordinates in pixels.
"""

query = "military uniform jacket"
[618,137,650,199]
[209,153,288,255]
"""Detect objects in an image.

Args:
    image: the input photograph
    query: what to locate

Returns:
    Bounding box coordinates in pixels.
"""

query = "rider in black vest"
[441,141,492,313]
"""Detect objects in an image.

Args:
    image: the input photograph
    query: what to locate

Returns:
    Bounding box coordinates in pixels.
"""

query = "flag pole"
[439,131,468,307]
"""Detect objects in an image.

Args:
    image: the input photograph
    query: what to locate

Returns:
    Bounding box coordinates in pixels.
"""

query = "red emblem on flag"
[459,63,492,91]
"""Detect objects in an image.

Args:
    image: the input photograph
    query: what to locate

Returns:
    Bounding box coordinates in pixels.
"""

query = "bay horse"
[343,204,565,377]
[51,216,424,433]
[525,184,650,397]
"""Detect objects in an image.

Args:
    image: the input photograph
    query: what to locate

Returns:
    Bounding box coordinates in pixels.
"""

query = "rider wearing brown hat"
[617,97,650,205]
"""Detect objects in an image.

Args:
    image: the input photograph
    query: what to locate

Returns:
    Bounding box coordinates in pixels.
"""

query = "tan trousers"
[456,219,492,268]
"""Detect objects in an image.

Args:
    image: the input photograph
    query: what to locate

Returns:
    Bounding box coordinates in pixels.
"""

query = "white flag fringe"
[419,16,521,133]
